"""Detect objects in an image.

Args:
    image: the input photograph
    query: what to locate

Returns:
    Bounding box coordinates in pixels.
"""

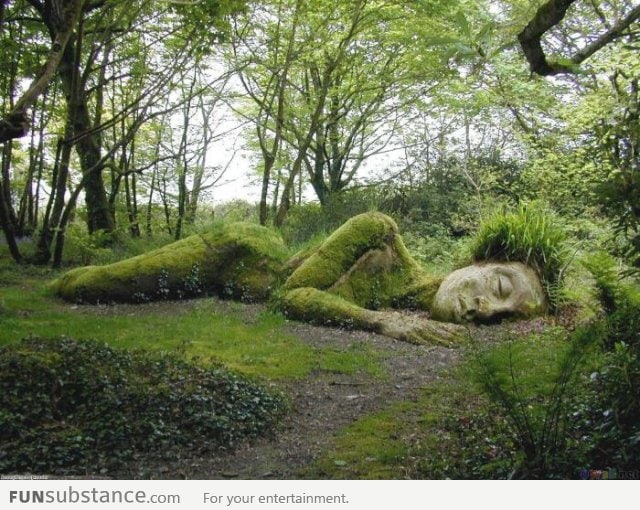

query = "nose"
[459,296,484,320]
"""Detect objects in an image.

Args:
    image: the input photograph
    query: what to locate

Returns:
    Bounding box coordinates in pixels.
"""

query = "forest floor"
[96,299,551,480]
[131,318,459,479]
[1,268,565,479]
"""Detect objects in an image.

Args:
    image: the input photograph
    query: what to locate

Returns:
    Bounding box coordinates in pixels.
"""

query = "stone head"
[431,262,547,324]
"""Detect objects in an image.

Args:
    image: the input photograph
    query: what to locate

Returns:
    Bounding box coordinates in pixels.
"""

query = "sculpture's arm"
[280,287,465,347]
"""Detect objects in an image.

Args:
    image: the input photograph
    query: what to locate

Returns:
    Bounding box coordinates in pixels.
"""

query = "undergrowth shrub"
[401,223,462,274]
[472,327,598,479]
[468,202,569,306]
[0,337,285,475]
[575,253,640,469]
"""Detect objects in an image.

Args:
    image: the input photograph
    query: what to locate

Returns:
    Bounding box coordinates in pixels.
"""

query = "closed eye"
[497,275,513,298]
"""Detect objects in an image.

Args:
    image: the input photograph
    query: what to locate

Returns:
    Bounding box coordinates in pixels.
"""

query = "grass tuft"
[468,202,569,304]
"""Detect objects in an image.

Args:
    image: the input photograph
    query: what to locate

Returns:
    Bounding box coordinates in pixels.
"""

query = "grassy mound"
[50,222,288,304]
[0,337,285,475]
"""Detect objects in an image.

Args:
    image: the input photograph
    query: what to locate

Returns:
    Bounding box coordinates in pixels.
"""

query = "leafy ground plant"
[0,337,286,476]
[574,253,640,470]
[472,327,598,478]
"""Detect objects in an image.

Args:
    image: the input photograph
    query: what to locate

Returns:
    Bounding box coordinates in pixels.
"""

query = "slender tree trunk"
[123,138,140,238]
[174,77,195,240]
[33,90,52,231]
[0,141,18,230]
[275,153,306,227]
[0,176,22,263]
[146,166,156,237]
[146,142,161,237]
[18,110,37,234]
[271,166,281,219]
[259,153,276,225]
[35,133,72,264]
[130,172,140,237]
[160,176,173,236]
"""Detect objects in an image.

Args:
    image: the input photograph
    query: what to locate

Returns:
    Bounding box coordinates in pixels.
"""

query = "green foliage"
[401,224,463,275]
[470,253,640,478]
[572,256,640,469]
[380,157,520,237]
[469,202,569,301]
[0,336,285,475]
[576,340,640,472]
[473,327,598,478]
[212,200,259,224]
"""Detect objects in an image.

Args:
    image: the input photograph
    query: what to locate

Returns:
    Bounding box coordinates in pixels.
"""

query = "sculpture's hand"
[365,310,466,346]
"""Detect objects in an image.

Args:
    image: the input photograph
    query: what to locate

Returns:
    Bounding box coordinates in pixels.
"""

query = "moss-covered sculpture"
[51,211,549,346]
[284,212,441,309]
[50,222,288,303]
[279,212,464,345]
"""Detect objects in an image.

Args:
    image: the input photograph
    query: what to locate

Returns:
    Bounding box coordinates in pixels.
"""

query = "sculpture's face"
[431,262,547,324]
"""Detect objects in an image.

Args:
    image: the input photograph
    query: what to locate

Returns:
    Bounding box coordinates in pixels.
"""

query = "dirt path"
[122,314,462,479]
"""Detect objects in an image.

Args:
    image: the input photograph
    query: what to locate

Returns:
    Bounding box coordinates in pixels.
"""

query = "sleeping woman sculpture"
[51,212,547,345]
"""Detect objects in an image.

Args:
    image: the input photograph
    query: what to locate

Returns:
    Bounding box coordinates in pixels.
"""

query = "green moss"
[301,403,413,479]
[284,212,441,312]
[280,287,371,330]
[284,212,398,291]
[50,222,288,304]
[396,275,444,310]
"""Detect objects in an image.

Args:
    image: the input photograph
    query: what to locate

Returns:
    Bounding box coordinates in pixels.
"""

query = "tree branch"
[517,0,577,76]
[571,4,640,64]
[0,0,84,143]
[518,0,640,76]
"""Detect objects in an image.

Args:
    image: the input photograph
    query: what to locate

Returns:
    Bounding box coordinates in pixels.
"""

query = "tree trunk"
[259,153,276,225]
[275,153,306,227]
[146,140,161,237]
[0,141,18,230]
[35,134,72,265]
[0,176,22,263]
[18,111,37,234]
[58,24,114,234]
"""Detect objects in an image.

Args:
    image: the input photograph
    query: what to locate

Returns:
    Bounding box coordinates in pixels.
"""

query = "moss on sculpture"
[50,210,550,346]
[279,212,464,345]
[279,287,371,330]
[284,212,442,310]
[280,286,463,346]
[51,222,288,304]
